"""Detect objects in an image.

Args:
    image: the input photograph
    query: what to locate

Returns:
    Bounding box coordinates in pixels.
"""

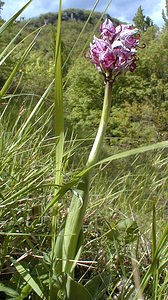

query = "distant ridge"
[17,8,122,27]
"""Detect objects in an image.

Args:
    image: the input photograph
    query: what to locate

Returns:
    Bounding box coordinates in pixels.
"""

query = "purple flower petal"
[89,18,140,75]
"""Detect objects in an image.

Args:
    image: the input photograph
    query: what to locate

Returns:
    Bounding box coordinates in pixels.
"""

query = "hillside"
[0,4,167,299]
[0,8,168,149]
[18,9,122,27]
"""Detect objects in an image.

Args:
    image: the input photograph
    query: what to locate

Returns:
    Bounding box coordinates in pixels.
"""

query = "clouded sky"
[1,0,166,27]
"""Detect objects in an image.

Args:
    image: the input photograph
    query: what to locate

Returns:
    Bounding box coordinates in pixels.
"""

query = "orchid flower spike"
[89,18,140,81]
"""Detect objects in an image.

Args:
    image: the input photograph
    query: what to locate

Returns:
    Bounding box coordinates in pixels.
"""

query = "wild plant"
[0,1,167,299]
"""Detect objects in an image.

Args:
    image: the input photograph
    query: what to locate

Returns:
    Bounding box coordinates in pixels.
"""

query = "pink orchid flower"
[89,18,140,78]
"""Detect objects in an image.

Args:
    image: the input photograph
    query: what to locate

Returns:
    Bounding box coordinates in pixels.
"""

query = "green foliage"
[133,5,153,31]
[162,0,168,26]
[0,2,168,300]
[107,218,139,244]
[0,1,4,20]
[85,148,168,298]
[62,20,168,152]
[28,9,121,28]
[64,59,167,150]
[64,57,104,136]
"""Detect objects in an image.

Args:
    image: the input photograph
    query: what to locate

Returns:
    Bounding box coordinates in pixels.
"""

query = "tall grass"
[0,0,167,299]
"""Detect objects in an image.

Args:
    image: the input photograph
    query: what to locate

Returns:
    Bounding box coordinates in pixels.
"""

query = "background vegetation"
[0,1,167,299]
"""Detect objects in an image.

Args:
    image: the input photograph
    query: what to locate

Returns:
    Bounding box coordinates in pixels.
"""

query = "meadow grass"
[0,0,168,299]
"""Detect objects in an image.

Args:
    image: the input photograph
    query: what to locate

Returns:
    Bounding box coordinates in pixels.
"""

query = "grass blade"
[18,79,54,138]
[62,0,100,69]
[31,140,168,225]
[11,258,44,299]
[54,0,64,190]
[139,222,168,293]
[0,30,41,101]
[51,0,64,252]
[0,23,44,65]
[0,0,32,34]
[0,283,19,298]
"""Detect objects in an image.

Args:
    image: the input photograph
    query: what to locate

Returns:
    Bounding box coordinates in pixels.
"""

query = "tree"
[145,16,153,28]
[133,6,153,31]
[133,6,146,31]
[162,0,168,26]
[0,1,4,18]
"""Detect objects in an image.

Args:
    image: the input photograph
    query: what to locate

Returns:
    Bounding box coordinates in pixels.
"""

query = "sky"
[1,0,166,28]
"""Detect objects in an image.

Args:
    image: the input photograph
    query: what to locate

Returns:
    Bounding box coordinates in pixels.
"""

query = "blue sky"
[1,0,166,27]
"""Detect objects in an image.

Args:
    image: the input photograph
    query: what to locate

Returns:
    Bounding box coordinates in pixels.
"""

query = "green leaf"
[54,0,64,189]
[106,227,119,241]
[32,140,168,227]
[69,228,84,274]
[140,222,168,293]
[117,218,139,243]
[85,273,110,300]
[0,0,32,34]
[96,141,168,168]
[107,219,139,244]
[0,30,40,101]
[65,275,93,300]
[51,0,64,254]
[11,258,44,299]
[0,22,43,66]
[118,219,138,235]
[51,225,65,274]
[18,79,54,138]
[0,282,19,298]
[0,21,29,64]
[17,284,32,300]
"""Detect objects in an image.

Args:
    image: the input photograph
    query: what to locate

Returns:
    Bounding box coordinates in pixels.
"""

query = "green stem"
[87,80,113,167]
[61,80,113,275]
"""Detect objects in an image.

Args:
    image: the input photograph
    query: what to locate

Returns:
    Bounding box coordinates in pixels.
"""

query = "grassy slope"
[0,7,167,300]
